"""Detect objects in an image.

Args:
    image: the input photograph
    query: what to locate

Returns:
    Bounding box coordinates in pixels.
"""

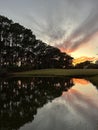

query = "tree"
[0,15,73,71]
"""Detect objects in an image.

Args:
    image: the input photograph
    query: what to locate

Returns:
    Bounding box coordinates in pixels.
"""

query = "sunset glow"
[58,31,98,61]
[0,0,98,58]
[59,46,98,65]
[59,47,75,54]
[0,0,98,130]
[73,56,98,65]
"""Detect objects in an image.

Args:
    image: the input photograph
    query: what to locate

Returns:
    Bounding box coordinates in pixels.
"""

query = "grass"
[12,69,98,77]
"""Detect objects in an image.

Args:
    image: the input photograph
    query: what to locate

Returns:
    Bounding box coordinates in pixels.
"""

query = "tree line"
[0,15,73,73]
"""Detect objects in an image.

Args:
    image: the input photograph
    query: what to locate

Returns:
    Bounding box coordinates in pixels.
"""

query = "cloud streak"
[0,0,98,54]
[25,0,98,53]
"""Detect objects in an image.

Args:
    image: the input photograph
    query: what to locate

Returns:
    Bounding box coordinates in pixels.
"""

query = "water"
[0,77,98,130]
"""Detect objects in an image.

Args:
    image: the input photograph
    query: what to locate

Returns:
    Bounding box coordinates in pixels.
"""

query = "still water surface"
[0,77,98,130]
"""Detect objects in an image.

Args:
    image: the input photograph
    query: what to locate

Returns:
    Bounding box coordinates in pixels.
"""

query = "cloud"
[28,0,98,52]
[55,0,98,52]
[0,0,98,53]
[29,0,98,52]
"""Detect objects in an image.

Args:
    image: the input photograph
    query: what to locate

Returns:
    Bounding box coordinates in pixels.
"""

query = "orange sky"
[73,78,89,85]
[73,56,98,65]
[59,32,98,65]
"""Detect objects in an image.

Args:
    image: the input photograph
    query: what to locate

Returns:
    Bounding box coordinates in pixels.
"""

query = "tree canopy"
[0,15,73,72]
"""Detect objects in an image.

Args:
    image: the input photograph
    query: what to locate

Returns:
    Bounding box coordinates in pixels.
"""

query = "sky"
[0,0,98,58]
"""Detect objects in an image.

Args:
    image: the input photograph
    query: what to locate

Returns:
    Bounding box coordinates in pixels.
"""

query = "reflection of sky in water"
[20,79,98,130]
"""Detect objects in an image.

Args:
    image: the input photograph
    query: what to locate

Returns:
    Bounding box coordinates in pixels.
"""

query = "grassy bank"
[13,69,98,77]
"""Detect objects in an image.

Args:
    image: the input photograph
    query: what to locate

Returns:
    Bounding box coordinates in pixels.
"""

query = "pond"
[0,77,98,130]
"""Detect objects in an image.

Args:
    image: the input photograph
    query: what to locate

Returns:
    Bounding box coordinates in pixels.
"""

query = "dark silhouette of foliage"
[0,77,74,129]
[75,61,98,69]
[0,15,73,72]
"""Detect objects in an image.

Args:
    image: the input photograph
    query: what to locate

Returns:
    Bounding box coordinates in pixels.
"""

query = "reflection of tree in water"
[0,77,74,130]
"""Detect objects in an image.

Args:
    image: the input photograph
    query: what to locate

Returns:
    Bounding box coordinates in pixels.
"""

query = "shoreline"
[12,69,98,76]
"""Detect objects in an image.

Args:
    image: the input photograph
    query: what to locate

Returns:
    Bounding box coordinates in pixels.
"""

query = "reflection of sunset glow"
[21,78,98,130]
[62,78,98,103]
[62,87,98,110]
[63,78,98,98]
[73,78,89,85]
